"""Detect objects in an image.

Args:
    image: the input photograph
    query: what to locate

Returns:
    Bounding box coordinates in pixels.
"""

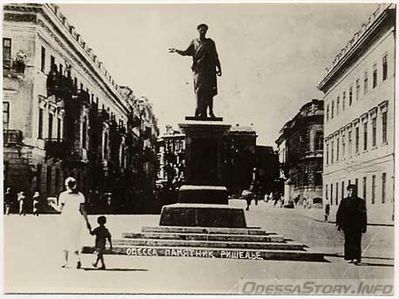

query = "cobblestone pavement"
[3,200,394,294]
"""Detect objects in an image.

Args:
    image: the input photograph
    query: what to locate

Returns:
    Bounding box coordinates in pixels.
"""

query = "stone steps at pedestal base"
[81,245,326,262]
[113,238,303,250]
[122,232,285,243]
[142,226,272,235]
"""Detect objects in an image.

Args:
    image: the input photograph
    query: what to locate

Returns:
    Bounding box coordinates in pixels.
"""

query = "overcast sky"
[59,3,378,146]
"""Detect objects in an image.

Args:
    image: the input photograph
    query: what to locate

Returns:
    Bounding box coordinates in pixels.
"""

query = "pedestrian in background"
[88,216,112,270]
[50,177,90,269]
[4,187,13,215]
[17,191,26,216]
[32,191,40,216]
[324,203,330,222]
[242,189,252,211]
[336,184,367,265]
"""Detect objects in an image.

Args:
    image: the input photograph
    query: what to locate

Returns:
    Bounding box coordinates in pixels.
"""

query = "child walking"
[88,216,112,269]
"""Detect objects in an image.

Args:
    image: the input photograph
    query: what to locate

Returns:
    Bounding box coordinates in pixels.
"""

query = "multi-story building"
[318,4,395,222]
[3,4,159,212]
[223,125,257,196]
[276,99,324,206]
[157,125,185,186]
[254,145,280,197]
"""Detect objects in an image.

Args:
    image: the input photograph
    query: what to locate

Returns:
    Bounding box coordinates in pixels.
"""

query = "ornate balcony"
[3,130,23,145]
[75,89,90,106]
[47,71,75,99]
[3,58,26,78]
[45,138,69,159]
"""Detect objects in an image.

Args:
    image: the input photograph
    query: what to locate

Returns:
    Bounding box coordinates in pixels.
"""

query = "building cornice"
[318,4,395,92]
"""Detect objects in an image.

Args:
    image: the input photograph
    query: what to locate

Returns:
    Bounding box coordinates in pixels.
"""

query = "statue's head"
[197,23,208,37]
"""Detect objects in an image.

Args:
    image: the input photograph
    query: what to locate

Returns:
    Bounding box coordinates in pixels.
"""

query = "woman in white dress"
[51,177,90,268]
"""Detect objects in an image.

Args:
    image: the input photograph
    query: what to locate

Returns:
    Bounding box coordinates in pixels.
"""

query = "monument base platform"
[185,116,223,121]
[178,185,228,204]
[159,203,246,228]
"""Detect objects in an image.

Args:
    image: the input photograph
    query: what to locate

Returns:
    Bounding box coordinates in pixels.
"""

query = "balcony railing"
[47,72,75,98]
[3,130,23,145]
[45,138,69,159]
[75,89,90,106]
[3,58,26,77]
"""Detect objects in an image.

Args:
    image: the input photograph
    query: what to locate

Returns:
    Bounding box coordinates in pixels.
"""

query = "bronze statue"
[169,23,222,119]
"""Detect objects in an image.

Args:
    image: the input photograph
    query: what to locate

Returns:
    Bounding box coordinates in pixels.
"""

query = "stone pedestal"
[178,119,231,204]
[159,203,246,228]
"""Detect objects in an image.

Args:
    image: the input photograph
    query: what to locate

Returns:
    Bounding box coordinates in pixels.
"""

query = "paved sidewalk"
[3,203,394,294]
[252,199,394,226]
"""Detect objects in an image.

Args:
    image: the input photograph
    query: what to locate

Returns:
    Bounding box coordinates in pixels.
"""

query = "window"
[59,63,63,75]
[326,104,329,122]
[348,130,352,156]
[337,97,340,115]
[363,176,367,200]
[372,116,377,147]
[38,108,43,139]
[3,38,11,66]
[330,183,333,205]
[74,77,77,88]
[3,102,10,129]
[342,92,346,111]
[305,130,310,152]
[363,121,368,151]
[342,135,345,159]
[80,83,84,91]
[349,86,353,106]
[48,113,53,139]
[315,132,323,151]
[355,127,359,153]
[57,118,61,141]
[355,178,359,191]
[336,182,339,205]
[382,54,388,81]
[372,175,376,204]
[331,101,334,119]
[50,55,55,69]
[326,142,329,165]
[382,111,387,143]
[356,79,360,101]
[331,139,334,163]
[41,46,46,72]
[373,64,378,88]
[382,172,386,203]
[364,71,368,95]
[336,137,339,162]
[341,181,345,200]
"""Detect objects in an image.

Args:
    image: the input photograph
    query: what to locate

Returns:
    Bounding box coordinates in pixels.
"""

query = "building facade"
[318,4,395,222]
[3,4,159,213]
[276,99,324,206]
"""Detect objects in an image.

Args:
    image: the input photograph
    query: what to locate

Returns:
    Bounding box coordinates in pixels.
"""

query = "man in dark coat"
[336,184,367,265]
[169,23,222,119]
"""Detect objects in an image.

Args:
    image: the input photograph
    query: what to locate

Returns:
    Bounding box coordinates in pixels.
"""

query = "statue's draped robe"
[180,38,219,98]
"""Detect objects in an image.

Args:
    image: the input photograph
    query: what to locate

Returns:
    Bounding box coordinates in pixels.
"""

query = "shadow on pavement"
[358,262,394,267]
[324,253,394,261]
[83,268,149,272]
